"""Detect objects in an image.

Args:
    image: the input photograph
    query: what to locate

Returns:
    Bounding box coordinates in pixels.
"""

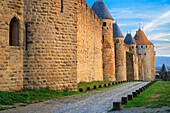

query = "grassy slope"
[124,81,170,108]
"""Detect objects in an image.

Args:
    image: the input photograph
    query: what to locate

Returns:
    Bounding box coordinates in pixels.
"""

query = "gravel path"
[1,82,169,113]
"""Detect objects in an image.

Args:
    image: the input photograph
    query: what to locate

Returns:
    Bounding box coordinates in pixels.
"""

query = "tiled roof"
[134,29,153,45]
[91,0,113,19]
[160,64,168,73]
[124,33,136,44]
[113,23,124,38]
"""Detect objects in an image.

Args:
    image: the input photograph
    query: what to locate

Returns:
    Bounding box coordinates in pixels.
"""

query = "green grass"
[19,104,27,107]
[124,81,170,108]
[0,89,82,106]
[165,109,170,112]
[78,81,115,88]
[78,81,133,92]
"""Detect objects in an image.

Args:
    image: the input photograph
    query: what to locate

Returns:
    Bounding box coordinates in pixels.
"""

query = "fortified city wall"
[77,0,103,83]
[0,0,156,92]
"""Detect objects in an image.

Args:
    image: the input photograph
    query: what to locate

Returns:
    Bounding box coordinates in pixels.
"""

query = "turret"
[124,33,136,53]
[159,64,169,80]
[113,23,126,81]
[92,0,115,81]
[134,29,155,81]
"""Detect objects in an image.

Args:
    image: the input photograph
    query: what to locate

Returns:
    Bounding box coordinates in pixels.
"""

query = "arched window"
[9,17,19,46]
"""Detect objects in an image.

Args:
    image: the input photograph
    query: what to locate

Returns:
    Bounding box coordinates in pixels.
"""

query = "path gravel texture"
[1,82,169,113]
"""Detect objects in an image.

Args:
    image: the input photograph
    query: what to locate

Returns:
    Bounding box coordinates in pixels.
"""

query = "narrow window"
[9,17,19,46]
[103,22,106,26]
[144,53,146,55]
[81,0,82,4]
[102,36,104,43]
[116,39,119,43]
[136,46,138,48]
[146,46,147,48]
[132,46,134,48]
[141,46,143,48]
[61,0,63,13]
[103,63,104,69]
[25,23,28,50]
[86,4,87,10]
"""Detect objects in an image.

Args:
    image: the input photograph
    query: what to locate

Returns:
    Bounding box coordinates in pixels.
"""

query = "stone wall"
[129,44,139,80]
[115,38,126,81]
[23,0,78,91]
[126,52,139,81]
[77,0,103,83]
[0,0,24,91]
[138,54,144,80]
[133,53,139,80]
[126,52,134,80]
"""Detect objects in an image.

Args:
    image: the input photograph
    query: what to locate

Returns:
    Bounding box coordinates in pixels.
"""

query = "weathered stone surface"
[77,1,103,83]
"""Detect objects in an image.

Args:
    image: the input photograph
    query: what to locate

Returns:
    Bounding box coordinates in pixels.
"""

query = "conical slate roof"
[124,33,136,44]
[91,0,113,19]
[160,64,168,73]
[134,29,153,45]
[113,23,124,38]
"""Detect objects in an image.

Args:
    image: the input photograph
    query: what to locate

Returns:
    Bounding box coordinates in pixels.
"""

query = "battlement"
[78,0,102,24]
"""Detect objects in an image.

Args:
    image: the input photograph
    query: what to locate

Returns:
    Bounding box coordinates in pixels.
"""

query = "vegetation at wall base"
[0,81,133,111]
[124,81,170,108]
[78,81,114,88]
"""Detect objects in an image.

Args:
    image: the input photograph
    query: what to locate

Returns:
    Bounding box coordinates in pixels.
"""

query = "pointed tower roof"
[113,23,124,38]
[134,29,153,45]
[160,64,168,73]
[91,0,113,20]
[124,33,136,44]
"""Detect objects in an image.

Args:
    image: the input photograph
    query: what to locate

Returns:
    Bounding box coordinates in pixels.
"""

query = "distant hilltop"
[156,56,170,69]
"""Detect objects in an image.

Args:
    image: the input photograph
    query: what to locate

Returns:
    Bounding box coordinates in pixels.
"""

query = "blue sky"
[86,0,170,56]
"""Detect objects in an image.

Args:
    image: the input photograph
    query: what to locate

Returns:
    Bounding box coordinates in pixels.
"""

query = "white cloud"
[144,11,170,31]
[148,33,170,41]
[154,43,170,56]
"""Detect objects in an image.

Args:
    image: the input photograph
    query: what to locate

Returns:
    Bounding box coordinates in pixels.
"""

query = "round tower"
[124,33,139,81]
[134,29,155,81]
[92,0,115,81]
[113,23,126,81]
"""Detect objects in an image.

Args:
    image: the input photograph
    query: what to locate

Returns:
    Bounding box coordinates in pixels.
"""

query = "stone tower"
[92,0,115,81]
[159,64,169,80]
[134,29,155,81]
[113,23,126,81]
[23,0,78,91]
[124,33,139,81]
